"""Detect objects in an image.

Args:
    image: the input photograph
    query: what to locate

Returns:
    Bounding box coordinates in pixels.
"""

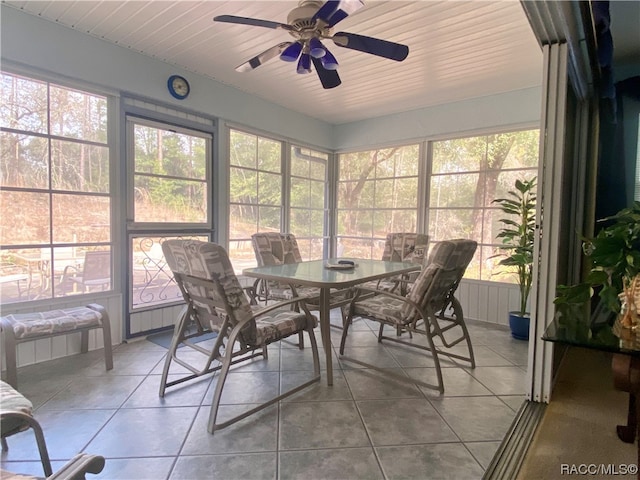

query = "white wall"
[333,86,542,150]
[457,280,521,326]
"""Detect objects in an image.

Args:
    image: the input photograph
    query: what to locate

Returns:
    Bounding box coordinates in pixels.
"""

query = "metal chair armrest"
[48,453,105,479]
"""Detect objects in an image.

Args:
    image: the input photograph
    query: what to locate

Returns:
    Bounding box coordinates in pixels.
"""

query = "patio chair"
[59,251,111,295]
[1,379,106,479]
[340,239,477,393]
[1,380,52,477]
[159,240,320,434]
[251,232,351,333]
[365,232,429,294]
[250,233,320,303]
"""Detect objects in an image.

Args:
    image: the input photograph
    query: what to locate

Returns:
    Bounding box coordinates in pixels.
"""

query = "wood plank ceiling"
[2,1,544,125]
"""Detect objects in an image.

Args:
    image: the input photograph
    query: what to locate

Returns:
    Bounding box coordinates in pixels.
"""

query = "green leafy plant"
[554,201,640,314]
[493,177,537,317]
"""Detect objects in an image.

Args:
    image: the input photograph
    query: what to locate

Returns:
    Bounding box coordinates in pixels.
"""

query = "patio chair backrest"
[403,239,477,321]
[162,240,257,345]
[251,232,302,266]
[381,233,429,265]
[82,251,111,282]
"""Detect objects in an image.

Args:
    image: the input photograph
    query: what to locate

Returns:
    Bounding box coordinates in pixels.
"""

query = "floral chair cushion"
[263,285,320,300]
[163,239,257,345]
[362,233,430,292]
[255,309,317,345]
[251,233,321,301]
[403,239,477,320]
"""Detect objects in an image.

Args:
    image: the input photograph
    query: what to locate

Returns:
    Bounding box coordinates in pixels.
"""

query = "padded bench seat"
[0,304,113,388]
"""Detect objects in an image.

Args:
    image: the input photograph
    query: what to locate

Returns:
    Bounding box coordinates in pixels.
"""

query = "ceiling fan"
[213,0,409,89]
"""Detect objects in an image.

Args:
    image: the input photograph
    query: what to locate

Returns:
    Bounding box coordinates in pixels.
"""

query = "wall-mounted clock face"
[167,75,190,100]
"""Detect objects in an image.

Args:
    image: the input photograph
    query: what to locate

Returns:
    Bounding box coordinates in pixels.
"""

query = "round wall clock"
[167,75,190,100]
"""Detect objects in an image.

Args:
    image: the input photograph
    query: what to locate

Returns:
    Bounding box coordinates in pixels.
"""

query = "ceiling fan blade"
[235,42,292,72]
[332,32,409,61]
[214,15,293,32]
[311,57,341,89]
[312,0,365,27]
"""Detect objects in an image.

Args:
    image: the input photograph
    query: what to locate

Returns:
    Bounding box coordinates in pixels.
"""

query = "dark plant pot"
[509,312,530,341]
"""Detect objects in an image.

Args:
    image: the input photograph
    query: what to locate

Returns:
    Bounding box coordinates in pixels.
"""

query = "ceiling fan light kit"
[281,42,303,62]
[321,50,339,70]
[213,0,409,89]
[308,37,327,58]
[297,53,312,74]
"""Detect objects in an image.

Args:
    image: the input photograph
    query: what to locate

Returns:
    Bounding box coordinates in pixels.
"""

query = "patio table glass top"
[242,258,421,289]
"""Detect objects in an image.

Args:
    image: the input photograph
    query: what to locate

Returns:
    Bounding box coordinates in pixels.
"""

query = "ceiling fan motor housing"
[288,1,324,32]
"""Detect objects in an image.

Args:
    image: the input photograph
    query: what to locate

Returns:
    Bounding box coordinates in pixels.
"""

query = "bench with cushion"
[0,304,113,388]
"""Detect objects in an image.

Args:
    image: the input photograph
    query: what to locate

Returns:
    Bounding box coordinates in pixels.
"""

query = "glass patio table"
[243,258,421,386]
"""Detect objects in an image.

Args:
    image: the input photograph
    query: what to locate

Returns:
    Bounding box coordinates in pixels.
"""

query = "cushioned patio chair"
[1,380,52,477]
[159,240,320,434]
[250,233,322,303]
[251,232,351,332]
[340,239,477,393]
[365,232,430,294]
[1,380,105,479]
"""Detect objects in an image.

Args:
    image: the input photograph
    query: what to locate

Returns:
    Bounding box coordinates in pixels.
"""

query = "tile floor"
[1,312,528,480]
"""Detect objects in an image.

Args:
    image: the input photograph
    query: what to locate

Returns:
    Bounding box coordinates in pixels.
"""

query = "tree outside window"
[429,130,539,280]
[337,145,420,259]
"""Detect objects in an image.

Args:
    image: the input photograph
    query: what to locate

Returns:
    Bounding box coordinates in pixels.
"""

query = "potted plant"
[492,177,537,340]
[554,202,640,329]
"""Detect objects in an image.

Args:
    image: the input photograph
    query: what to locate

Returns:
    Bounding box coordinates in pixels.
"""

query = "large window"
[428,130,539,280]
[335,131,538,281]
[337,145,420,259]
[0,72,112,303]
[227,128,329,270]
